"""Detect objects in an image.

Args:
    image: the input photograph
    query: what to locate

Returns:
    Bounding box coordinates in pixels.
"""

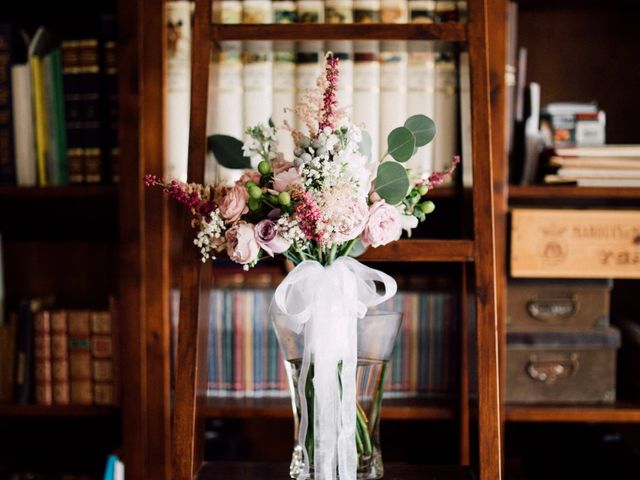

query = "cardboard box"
[511,208,640,279]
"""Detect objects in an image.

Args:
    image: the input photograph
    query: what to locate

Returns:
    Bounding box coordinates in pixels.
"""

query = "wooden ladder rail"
[171,0,503,477]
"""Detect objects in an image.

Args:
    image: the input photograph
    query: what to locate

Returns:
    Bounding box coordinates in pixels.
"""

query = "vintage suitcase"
[507,279,612,330]
[617,319,640,400]
[506,328,620,404]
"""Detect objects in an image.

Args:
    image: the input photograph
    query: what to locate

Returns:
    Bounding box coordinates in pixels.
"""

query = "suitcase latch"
[526,353,579,384]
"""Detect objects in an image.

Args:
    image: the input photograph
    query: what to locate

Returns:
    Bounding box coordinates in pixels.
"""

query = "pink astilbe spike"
[318,53,340,132]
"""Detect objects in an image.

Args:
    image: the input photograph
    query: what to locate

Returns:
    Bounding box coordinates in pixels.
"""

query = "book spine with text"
[353,41,380,161]
[68,311,93,405]
[78,38,102,183]
[272,43,296,156]
[242,41,273,157]
[379,41,408,162]
[433,48,458,183]
[90,311,115,405]
[34,310,52,405]
[51,310,70,404]
[61,40,84,183]
[101,15,119,183]
[407,41,436,176]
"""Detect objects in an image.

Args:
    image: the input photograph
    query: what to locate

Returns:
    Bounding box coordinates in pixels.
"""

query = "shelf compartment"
[505,402,640,423]
[205,397,456,421]
[210,23,467,42]
[360,239,474,262]
[0,185,118,200]
[0,403,119,417]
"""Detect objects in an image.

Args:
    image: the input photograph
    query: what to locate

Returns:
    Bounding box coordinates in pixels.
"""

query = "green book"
[43,48,68,185]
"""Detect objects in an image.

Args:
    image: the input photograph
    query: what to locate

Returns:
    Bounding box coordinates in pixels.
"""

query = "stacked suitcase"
[506,279,620,404]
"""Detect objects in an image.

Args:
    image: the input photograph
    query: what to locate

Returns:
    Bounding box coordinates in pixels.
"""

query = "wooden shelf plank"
[360,239,474,262]
[204,397,456,420]
[0,403,120,417]
[210,23,467,41]
[505,403,640,423]
[509,185,640,201]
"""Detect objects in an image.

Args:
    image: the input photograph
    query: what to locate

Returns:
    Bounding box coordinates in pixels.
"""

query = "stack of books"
[0,302,118,407]
[544,145,640,188]
[0,20,118,187]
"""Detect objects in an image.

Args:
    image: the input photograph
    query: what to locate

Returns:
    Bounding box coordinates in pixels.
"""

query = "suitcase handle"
[526,297,578,323]
[526,353,579,384]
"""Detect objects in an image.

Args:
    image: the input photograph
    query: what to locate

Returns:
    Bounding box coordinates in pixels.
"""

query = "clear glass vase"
[273,310,403,479]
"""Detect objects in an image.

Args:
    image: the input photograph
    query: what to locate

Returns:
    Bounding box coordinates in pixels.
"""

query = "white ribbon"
[272,256,397,480]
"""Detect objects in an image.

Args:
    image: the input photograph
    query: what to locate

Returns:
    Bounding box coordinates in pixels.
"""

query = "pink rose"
[238,170,261,186]
[219,184,248,223]
[225,223,260,265]
[333,198,369,243]
[254,219,291,256]
[361,201,402,248]
[273,167,301,192]
[272,156,294,174]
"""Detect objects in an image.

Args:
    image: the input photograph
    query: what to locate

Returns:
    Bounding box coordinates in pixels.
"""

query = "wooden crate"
[511,208,640,279]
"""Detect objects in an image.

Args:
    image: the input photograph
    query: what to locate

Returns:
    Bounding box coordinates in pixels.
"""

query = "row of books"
[205,289,459,398]
[543,144,640,188]
[0,20,118,187]
[0,302,118,406]
[204,40,469,185]
[210,0,468,24]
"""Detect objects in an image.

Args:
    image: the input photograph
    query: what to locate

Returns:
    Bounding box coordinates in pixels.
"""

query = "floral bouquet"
[146,54,456,480]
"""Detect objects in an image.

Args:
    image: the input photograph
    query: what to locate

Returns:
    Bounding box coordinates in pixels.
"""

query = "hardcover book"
[91,311,115,405]
[51,310,70,404]
[34,310,52,405]
[68,310,92,405]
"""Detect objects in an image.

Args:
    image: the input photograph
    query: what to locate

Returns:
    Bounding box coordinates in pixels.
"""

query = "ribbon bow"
[272,256,397,480]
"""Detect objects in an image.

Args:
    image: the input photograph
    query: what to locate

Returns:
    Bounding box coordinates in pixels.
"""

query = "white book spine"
[211,42,244,185]
[406,42,435,177]
[166,1,192,182]
[325,0,354,23]
[242,0,272,23]
[459,51,472,187]
[212,0,243,23]
[297,0,325,22]
[243,42,273,148]
[11,64,37,186]
[272,43,296,157]
[381,0,408,23]
[379,42,407,164]
[433,54,458,183]
[353,42,380,162]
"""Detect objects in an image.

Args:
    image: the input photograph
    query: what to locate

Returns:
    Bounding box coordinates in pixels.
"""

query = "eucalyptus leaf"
[359,130,373,161]
[374,161,410,205]
[387,127,416,163]
[207,134,250,169]
[404,114,436,147]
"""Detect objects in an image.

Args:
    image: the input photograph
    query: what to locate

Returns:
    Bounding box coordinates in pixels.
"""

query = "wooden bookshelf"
[509,185,640,202]
[211,23,467,41]
[204,397,457,421]
[360,239,474,262]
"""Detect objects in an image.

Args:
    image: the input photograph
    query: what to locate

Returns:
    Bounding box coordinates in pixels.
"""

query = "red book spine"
[51,311,70,405]
[91,310,114,405]
[34,311,52,405]
[68,311,93,405]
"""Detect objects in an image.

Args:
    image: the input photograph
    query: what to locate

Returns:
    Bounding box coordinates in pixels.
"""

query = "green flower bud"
[248,197,261,211]
[245,180,256,189]
[409,191,421,205]
[248,185,263,200]
[418,201,435,214]
[418,184,429,196]
[278,191,291,206]
[268,194,280,205]
[258,160,271,175]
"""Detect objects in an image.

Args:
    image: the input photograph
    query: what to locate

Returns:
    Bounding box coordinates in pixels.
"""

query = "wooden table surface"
[198,462,476,479]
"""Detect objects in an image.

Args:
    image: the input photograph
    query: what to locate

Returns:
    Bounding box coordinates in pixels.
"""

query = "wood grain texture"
[487,0,508,459]
[0,404,119,417]
[197,462,476,480]
[203,397,456,420]
[505,403,640,423]
[211,23,467,41]
[141,0,171,478]
[117,0,148,477]
[359,239,474,262]
[509,185,640,201]
[171,0,213,477]
[467,0,503,477]
[458,265,470,465]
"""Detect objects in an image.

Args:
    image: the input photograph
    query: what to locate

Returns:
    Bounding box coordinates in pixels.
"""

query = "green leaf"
[359,130,373,161]
[404,114,436,147]
[374,161,410,205]
[207,134,251,169]
[387,127,416,163]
